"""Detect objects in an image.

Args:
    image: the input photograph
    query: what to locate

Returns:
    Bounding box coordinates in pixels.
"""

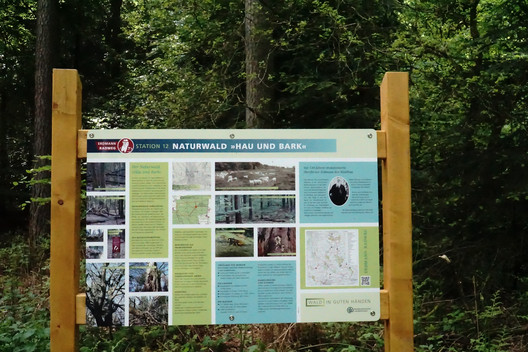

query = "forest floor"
[1,234,527,351]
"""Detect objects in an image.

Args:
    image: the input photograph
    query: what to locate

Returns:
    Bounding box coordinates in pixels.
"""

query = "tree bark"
[234,195,242,223]
[30,0,58,253]
[245,0,274,128]
[0,91,8,220]
[107,0,123,78]
[248,196,253,220]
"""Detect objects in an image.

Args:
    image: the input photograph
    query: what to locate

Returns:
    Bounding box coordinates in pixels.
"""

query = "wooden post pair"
[49,69,413,351]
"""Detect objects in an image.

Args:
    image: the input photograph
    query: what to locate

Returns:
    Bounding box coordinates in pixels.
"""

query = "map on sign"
[172,195,212,224]
[305,229,359,287]
[172,162,211,190]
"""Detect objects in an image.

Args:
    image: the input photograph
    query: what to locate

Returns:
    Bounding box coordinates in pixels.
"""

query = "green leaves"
[395,1,528,350]
[86,0,398,129]
[0,238,50,352]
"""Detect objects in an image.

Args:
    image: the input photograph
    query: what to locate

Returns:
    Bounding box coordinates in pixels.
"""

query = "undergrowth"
[79,322,385,352]
[1,234,528,351]
[0,235,50,352]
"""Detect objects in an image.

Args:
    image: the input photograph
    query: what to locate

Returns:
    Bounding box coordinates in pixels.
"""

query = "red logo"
[112,237,121,254]
[117,138,134,153]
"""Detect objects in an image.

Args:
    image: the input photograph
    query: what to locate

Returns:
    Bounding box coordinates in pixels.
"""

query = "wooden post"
[380,72,414,351]
[50,69,82,352]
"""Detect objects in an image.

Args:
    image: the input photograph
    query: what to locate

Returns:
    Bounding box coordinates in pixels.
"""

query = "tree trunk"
[30,0,58,255]
[248,196,253,220]
[118,198,125,219]
[107,0,123,78]
[224,195,230,223]
[0,91,8,223]
[234,195,242,223]
[245,0,274,128]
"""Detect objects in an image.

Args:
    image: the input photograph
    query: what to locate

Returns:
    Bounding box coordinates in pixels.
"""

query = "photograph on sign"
[86,162,126,192]
[172,162,211,190]
[214,161,295,191]
[215,228,254,257]
[86,262,126,326]
[85,129,380,326]
[257,227,296,257]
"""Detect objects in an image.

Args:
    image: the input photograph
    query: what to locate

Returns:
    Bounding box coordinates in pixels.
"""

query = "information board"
[85,129,380,326]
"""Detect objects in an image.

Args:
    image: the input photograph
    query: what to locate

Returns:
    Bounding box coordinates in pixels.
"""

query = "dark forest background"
[1,0,527,351]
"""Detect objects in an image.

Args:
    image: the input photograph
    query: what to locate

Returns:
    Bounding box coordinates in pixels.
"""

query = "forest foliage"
[1,0,528,351]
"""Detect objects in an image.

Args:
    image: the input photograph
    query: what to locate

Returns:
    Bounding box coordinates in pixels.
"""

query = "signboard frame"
[84,128,381,326]
[50,69,412,351]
